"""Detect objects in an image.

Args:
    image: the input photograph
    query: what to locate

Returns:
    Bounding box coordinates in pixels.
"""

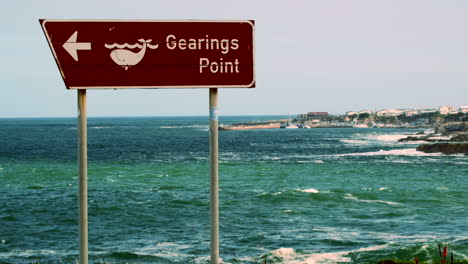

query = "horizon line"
[0,114,294,119]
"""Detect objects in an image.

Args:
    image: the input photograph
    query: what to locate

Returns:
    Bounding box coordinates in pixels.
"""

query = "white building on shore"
[376,109,404,117]
[438,106,458,115]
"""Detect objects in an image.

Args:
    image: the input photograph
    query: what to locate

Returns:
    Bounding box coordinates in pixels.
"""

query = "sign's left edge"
[39,19,71,89]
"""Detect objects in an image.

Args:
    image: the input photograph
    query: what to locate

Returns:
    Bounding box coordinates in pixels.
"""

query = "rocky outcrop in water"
[417,142,468,155]
[408,122,468,155]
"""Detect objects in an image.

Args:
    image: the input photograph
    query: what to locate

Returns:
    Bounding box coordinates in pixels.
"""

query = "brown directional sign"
[40,20,255,89]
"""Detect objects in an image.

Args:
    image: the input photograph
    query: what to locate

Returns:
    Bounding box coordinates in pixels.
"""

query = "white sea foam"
[398,140,429,145]
[135,250,190,259]
[234,256,257,262]
[345,133,423,146]
[424,129,435,134]
[453,236,468,243]
[296,188,320,193]
[344,193,401,205]
[192,256,210,264]
[369,134,410,142]
[337,148,442,157]
[270,244,389,264]
[134,242,191,260]
[258,191,284,197]
[361,187,389,191]
[341,139,371,145]
[261,156,283,161]
[303,244,390,264]
[272,247,296,259]
[193,256,228,264]
[302,251,352,264]
[413,244,432,257]
[426,136,452,141]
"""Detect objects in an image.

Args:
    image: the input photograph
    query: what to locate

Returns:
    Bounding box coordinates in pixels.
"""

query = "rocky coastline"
[219,115,467,155]
[399,122,467,155]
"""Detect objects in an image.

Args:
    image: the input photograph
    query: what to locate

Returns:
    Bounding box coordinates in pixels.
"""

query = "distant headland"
[220,105,467,130]
[219,105,468,155]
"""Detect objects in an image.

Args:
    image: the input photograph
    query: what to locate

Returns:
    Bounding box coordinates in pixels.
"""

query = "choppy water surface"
[0,116,466,263]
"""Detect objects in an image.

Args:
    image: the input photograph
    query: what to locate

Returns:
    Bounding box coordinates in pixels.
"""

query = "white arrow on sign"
[62,31,92,61]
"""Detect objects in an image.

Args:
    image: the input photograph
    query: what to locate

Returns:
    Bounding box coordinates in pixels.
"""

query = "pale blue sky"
[1,0,467,117]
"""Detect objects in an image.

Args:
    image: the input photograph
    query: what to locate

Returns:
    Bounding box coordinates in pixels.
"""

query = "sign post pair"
[41,19,255,264]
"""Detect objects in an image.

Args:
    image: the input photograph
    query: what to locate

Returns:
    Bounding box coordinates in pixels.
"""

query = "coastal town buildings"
[357,106,463,117]
[460,106,468,114]
[439,106,458,115]
[295,105,466,128]
[318,106,466,119]
[298,112,329,121]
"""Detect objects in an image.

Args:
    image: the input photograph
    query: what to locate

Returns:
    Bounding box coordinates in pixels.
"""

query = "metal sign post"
[209,88,219,264]
[77,89,88,264]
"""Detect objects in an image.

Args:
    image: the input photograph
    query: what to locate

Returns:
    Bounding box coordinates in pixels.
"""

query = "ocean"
[0,116,466,264]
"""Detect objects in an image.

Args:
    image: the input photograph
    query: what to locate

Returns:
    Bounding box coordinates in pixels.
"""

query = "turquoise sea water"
[0,116,466,264]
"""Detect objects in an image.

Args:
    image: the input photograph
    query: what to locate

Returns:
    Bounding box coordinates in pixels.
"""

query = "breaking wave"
[344,193,401,205]
[336,148,443,157]
[341,139,371,145]
[268,244,390,264]
[295,188,320,193]
[366,134,410,142]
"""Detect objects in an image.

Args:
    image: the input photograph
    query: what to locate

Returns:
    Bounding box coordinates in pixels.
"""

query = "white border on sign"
[40,19,255,89]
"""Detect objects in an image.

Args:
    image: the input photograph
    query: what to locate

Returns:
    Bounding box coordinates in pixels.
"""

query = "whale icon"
[106,39,158,70]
